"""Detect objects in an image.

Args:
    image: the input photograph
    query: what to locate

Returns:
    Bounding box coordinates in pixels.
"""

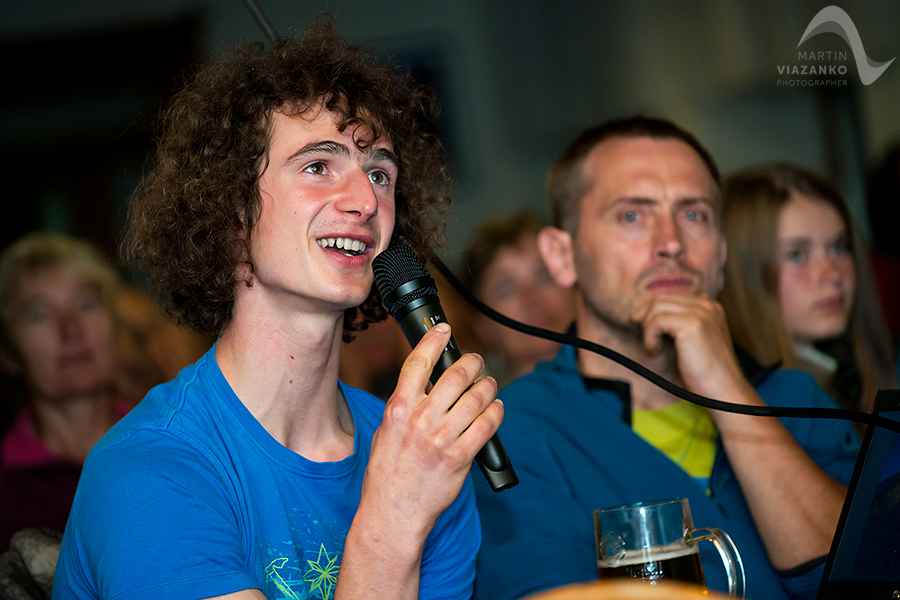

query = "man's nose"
[654,216,685,259]
[335,170,379,218]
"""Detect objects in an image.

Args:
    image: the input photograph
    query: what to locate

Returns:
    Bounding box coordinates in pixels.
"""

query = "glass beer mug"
[594,498,746,598]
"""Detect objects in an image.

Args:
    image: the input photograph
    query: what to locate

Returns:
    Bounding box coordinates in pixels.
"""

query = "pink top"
[0,399,132,550]
[1,400,132,469]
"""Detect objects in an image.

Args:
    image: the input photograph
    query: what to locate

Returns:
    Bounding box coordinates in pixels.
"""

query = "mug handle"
[691,527,746,599]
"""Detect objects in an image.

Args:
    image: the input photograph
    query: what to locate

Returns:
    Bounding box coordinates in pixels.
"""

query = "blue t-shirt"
[53,347,479,600]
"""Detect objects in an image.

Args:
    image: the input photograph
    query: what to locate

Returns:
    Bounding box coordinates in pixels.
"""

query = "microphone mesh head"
[372,245,438,317]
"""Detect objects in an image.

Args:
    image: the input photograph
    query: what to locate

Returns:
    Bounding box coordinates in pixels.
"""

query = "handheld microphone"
[372,245,518,492]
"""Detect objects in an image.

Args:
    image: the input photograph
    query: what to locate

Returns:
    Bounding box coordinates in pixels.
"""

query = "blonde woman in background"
[0,233,132,550]
[720,163,897,418]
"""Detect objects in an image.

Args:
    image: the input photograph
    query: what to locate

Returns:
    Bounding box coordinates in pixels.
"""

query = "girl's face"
[777,193,856,345]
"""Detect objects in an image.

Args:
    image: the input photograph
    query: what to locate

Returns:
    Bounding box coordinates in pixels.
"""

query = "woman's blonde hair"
[720,163,897,413]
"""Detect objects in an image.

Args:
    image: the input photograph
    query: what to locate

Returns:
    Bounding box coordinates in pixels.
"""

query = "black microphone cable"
[431,255,900,434]
[234,0,900,435]
[243,0,279,44]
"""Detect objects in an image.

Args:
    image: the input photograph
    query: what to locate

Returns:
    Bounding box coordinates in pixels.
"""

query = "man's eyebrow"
[606,197,659,210]
[285,140,351,166]
[674,196,718,209]
[368,147,399,170]
[284,141,399,171]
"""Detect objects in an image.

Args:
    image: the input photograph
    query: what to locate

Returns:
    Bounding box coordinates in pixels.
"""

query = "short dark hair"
[546,116,721,235]
[123,16,451,340]
[462,210,549,292]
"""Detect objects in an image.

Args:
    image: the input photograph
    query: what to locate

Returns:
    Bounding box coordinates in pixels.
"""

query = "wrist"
[346,501,431,565]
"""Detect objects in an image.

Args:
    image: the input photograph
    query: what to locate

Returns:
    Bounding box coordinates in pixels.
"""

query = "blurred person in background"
[115,283,211,400]
[462,210,575,385]
[720,163,897,417]
[338,318,408,400]
[0,232,132,551]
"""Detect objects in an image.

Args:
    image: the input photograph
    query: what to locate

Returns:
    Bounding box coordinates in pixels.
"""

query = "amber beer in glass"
[594,498,745,598]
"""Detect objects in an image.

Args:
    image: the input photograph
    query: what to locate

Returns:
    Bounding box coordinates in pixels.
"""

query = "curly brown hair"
[122,16,451,341]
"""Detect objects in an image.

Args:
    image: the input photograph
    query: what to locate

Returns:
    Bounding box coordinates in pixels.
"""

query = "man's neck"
[215,290,355,462]
[574,316,683,412]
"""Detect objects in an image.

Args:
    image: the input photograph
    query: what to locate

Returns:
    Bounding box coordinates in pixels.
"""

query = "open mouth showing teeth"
[317,237,368,257]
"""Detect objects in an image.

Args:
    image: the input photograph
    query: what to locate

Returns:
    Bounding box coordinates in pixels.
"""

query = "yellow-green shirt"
[632,400,718,489]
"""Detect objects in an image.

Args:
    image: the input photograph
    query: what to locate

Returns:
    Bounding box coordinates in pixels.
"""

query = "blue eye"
[621,211,639,222]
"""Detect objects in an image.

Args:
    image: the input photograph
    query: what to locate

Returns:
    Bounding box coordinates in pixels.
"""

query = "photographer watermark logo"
[777,5,894,87]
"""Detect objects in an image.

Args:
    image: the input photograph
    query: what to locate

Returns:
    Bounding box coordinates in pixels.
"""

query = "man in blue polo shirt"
[472,117,859,600]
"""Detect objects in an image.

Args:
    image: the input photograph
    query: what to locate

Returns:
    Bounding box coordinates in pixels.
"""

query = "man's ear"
[537,226,577,288]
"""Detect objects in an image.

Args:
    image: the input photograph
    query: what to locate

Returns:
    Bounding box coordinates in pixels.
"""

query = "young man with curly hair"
[52,18,502,600]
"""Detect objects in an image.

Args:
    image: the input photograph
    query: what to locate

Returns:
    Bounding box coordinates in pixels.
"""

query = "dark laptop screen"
[817,391,900,598]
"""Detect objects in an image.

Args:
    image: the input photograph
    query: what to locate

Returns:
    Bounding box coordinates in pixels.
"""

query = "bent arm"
[336,323,502,599]
[709,380,847,569]
[637,293,848,570]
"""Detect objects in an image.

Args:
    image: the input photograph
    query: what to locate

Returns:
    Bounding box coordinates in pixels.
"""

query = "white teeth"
[316,238,367,255]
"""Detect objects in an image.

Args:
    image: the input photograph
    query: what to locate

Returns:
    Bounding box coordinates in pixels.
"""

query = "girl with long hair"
[720,163,897,416]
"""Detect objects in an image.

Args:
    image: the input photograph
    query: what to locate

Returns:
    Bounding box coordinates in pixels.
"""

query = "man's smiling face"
[249,107,398,313]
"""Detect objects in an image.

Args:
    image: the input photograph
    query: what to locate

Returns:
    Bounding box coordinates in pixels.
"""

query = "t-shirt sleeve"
[53,429,258,600]
[417,472,480,600]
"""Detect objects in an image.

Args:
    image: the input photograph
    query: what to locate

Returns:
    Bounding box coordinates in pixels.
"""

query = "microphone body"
[373,246,518,492]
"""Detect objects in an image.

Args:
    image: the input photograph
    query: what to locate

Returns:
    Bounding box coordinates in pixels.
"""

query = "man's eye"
[621,211,639,223]
[369,170,390,186]
[305,162,327,175]
[684,210,705,222]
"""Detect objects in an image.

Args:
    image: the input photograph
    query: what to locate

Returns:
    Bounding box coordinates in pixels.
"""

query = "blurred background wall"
[1,0,898,268]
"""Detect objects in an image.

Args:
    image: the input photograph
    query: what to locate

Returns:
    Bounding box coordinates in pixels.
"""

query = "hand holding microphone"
[373,245,518,492]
